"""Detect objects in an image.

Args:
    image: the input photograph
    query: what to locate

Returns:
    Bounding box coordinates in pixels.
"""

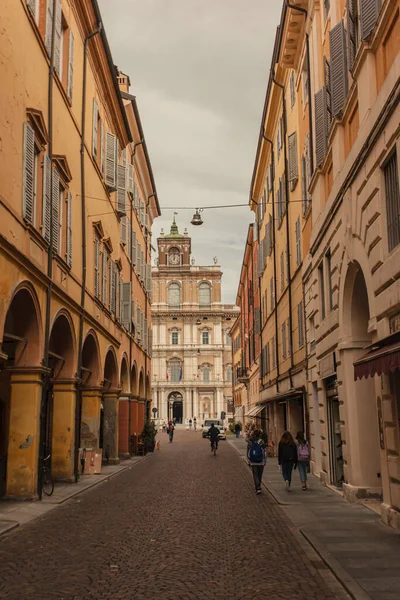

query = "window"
[295,217,301,266]
[385,150,400,252]
[199,282,211,306]
[347,0,359,72]
[318,262,326,320]
[170,360,182,383]
[92,99,99,159]
[280,252,285,293]
[326,249,333,312]
[102,249,109,306]
[203,365,211,383]
[287,318,292,356]
[168,283,181,306]
[282,321,287,360]
[171,331,179,345]
[288,132,298,190]
[272,335,276,369]
[226,366,232,382]
[270,277,275,310]
[94,236,101,299]
[202,331,210,345]
[298,301,304,348]
[302,59,309,106]
[22,122,39,227]
[290,71,295,108]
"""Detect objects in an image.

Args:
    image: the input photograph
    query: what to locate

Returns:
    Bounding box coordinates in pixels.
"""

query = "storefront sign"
[318,352,336,379]
[390,313,400,334]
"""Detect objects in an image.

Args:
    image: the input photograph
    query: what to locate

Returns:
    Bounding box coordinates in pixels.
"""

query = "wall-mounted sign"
[318,352,336,379]
[390,313,400,334]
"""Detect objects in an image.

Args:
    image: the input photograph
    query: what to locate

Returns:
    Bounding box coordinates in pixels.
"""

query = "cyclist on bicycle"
[208,423,220,452]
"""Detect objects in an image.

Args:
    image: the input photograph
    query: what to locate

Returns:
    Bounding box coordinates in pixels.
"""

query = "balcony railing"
[236,367,249,383]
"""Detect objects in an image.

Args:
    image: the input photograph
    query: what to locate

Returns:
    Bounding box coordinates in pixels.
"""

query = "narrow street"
[0,430,342,600]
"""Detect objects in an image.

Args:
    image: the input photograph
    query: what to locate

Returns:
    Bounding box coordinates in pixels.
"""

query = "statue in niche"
[213,256,218,265]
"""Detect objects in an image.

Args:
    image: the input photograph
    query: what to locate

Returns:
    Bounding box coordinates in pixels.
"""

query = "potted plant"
[141,420,157,453]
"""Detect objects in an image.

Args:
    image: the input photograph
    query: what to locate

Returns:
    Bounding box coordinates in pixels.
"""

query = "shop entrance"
[326,377,344,487]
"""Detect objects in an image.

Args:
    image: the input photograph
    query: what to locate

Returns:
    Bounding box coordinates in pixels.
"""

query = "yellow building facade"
[0,0,160,499]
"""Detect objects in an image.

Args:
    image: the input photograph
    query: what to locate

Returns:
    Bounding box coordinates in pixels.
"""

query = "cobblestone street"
[0,431,345,600]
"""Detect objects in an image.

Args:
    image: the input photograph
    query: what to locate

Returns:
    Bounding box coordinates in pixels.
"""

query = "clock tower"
[157,216,191,269]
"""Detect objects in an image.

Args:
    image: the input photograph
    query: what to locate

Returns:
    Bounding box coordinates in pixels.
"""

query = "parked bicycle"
[43,455,54,496]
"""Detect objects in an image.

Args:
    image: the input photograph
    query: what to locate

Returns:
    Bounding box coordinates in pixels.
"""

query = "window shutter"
[330,21,348,118]
[94,237,100,298]
[67,30,74,102]
[347,0,357,71]
[298,301,304,347]
[110,261,116,314]
[66,190,72,267]
[133,184,140,211]
[54,0,62,75]
[288,132,298,190]
[287,318,292,356]
[100,121,105,174]
[285,244,289,282]
[290,71,295,108]
[131,230,137,265]
[117,164,126,214]
[22,122,35,224]
[52,168,60,253]
[360,0,381,40]
[267,164,272,193]
[119,276,123,320]
[296,217,301,265]
[121,282,132,329]
[42,156,51,242]
[105,132,117,188]
[92,99,99,159]
[301,155,308,216]
[144,318,148,352]
[315,88,327,167]
[27,0,37,16]
[120,215,127,245]
[132,300,136,327]
[122,148,127,167]
[136,306,141,339]
[45,0,53,55]
[127,164,134,193]
[102,250,108,305]
[126,223,131,260]
[282,321,286,359]
[305,133,312,182]
[324,58,333,131]
[280,252,284,292]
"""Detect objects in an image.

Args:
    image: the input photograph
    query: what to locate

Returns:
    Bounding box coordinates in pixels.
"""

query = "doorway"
[173,401,183,423]
[326,377,344,487]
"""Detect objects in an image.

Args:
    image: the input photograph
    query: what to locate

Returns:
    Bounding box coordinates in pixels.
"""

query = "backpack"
[249,441,264,464]
[297,442,310,461]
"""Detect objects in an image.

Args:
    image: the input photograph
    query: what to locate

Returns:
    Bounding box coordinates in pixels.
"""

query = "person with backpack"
[278,431,298,492]
[167,421,175,443]
[247,428,267,494]
[296,431,310,490]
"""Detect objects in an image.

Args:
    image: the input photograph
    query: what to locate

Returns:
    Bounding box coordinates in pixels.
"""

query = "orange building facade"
[0,0,160,499]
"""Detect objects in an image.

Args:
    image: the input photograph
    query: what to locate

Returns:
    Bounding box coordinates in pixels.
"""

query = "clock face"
[169,251,180,265]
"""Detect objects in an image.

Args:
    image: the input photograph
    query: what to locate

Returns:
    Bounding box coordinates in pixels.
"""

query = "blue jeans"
[297,461,308,482]
[281,461,294,485]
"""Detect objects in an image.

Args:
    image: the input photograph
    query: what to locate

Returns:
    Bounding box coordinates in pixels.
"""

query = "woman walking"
[278,431,297,492]
[296,431,310,490]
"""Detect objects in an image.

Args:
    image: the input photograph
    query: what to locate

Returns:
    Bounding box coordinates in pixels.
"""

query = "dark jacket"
[278,442,298,465]
[209,426,220,442]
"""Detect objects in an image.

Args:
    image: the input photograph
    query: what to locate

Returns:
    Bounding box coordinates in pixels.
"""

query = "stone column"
[102,390,120,465]
[130,396,139,435]
[137,399,145,434]
[6,367,45,498]
[193,387,198,420]
[118,394,131,459]
[81,387,102,450]
[51,378,77,482]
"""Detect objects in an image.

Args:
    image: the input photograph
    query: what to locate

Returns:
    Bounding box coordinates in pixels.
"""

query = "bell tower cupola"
[158,216,191,269]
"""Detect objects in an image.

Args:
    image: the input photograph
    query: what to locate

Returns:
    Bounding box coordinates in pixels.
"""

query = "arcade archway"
[168,391,183,423]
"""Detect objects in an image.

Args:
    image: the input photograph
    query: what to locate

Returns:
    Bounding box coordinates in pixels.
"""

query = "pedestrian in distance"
[296,431,310,490]
[247,427,267,494]
[234,422,241,438]
[278,431,298,492]
[167,421,175,443]
[189,418,192,430]
[193,417,197,432]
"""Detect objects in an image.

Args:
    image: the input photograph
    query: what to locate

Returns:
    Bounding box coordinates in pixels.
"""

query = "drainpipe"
[261,135,280,394]
[286,1,314,175]
[254,200,264,391]
[272,74,294,389]
[74,22,102,484]
[128,140,143,448]
[38,0,58,501]
[145,193,157,422]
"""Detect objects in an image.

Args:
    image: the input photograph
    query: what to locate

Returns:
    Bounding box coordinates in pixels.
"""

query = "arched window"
[168,283,180,306]
[226,365,232,382]
[203,365,211,383]
[169,359,182,382]
[199,282,211,306]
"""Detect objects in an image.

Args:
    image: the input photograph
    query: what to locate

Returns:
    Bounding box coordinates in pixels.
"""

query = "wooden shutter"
[110,261,116,314]
[120,215,127,245]
[347,0,357,71]
[66,190,72,267]
[315,88,327,167]
[287,318,292,356]
[45,0,53,55]
[285,244,289,282]
[324,58,333,131]
[288,132,298,190]
[136,305,141,339]
[296,217,301,265]
[282,321,286,359]
[127,164,134,193]
[330,21,348,118]
[131,230,137,265]
[67,30,74,102]
[117,164,126,214]
[301,155,308,215]
[280,252,284,292]
[102,250,108,305]
[100,121,105,174]
[92,99,99,158]
[52,168,60,253]
[298,301,304,347]
[27,0,36,17]
[22,122,35,224]
[54,0,62,75]
[121,282,132,329]
[42,155,51,241]
[105,132,117,188]
[360,0,381,40]
[94,237,100,298]
[119,277,123,320]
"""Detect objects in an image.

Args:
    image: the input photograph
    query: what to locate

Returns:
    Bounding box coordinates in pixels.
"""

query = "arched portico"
[118,355,131,458]
[0,284,43,498]
[102,347,120,464]
[80,331,102,452]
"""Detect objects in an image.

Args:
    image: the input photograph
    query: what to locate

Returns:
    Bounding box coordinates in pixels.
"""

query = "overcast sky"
[98,0,282,303]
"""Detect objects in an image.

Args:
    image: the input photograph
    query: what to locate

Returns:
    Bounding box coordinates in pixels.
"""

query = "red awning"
[354,341,400,380]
